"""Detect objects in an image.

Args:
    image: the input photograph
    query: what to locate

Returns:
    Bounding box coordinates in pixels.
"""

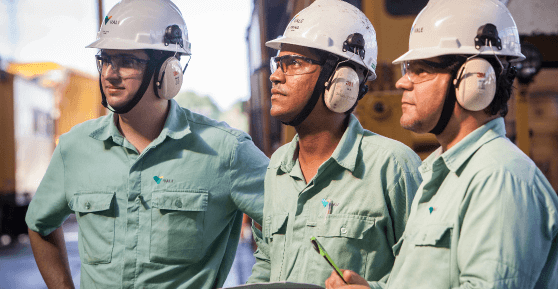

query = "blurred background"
[0,0,557,288]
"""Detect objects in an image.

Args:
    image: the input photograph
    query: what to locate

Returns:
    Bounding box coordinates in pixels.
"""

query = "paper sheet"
[220,281,325,289]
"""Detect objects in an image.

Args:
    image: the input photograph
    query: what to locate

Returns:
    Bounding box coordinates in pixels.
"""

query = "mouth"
[105,85,125,94]
[271,88,286,99]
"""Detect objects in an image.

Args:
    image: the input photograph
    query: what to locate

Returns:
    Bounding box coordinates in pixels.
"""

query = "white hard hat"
[266,0,378,81]
[86,0,191,55]
[393,0,525,64]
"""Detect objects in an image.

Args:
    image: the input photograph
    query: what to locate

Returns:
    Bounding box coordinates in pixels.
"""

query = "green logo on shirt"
[153,176,164,184]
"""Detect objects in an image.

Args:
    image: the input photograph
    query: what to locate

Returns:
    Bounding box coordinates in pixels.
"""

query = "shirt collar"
[427,117,506,174]
[278,114,364,174]
[89,99,191,144]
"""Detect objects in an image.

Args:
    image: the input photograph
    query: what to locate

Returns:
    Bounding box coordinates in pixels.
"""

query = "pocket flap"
[270,212,288,235]
[318,215,375,239]
[413,225,452,246]
[152,191,208,211]
[69,192,115,213]
[392,236,404,257]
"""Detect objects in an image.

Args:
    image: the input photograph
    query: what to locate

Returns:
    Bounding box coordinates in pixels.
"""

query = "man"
[326,0,558,288]
[247,0,422,287]
[25,1,268,288]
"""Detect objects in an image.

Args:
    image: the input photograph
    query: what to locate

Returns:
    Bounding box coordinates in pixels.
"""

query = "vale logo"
[104,16,119,25]
[153,176,164,184]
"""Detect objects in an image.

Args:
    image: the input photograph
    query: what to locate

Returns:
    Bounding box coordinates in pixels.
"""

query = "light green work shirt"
[25,99,269,289]
[386,117,558,288]
[248,115,422,288]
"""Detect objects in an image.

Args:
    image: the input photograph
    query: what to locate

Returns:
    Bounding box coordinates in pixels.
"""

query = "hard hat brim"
[87,38,192,55]
[393,47,526,64]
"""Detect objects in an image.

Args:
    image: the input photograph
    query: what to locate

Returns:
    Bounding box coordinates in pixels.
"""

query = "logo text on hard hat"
[104,16,119,25]
[413,27,424,33]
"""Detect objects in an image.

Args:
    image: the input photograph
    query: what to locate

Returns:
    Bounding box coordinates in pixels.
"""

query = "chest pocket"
[408,224,453,288]
[264,213,288,281]
[264,212,288,240]
[69,192,116,264]
[311,215,376,278]
[412,224,451,247]
[150,190,208,264]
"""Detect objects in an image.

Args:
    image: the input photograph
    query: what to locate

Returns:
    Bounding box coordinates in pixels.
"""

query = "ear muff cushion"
[453,58,496,111]
[324,66,360,113]
[156,57,183,100]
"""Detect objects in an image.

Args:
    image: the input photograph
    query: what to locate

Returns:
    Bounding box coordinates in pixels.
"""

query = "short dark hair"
[481,57,516,117]
[145,49,179,62]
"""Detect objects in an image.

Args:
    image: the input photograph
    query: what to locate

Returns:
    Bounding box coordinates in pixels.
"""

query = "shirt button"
[340,227,347,234]
[175,200,183,208]
[84,201,91,210]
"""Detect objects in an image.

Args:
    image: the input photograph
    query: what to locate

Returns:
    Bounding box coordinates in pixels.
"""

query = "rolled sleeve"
[25,144,72,236]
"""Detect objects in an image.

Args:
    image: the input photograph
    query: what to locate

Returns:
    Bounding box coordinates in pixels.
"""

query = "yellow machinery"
[0,63,104,240]
[246,0,558,190]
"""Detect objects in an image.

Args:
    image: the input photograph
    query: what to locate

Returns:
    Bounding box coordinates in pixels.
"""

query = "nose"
[395,74,412,90]
[269,67,285,84]
[102,63,120,80]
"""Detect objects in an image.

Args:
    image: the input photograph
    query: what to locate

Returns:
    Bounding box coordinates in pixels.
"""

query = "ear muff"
[155,57,183,100]
[324,66,360,113]
[453,57,497,111]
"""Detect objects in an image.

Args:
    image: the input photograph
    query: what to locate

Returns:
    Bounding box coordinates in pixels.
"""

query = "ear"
[155,57,183,100]
[453,58,496,111]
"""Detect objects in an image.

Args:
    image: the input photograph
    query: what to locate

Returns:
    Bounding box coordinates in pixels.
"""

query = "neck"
[295,110,348,182]
[116,98,170,153]
[436,109,499,152]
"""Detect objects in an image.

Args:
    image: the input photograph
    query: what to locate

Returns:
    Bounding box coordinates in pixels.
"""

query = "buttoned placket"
[119,138,159,289]
[281,158,335,280]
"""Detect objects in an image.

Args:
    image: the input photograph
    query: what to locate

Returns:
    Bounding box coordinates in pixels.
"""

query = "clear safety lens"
[270,55,323,75]
[401,60,441,84]
[96,53,150,77]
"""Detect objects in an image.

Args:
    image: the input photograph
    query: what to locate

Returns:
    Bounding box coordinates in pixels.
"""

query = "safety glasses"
[95,53,150,77]
[401,59,455,84]
[270,55,324,76]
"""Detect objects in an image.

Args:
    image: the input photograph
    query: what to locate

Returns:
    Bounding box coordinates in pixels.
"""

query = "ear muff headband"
[154,56,183,100]
[283,54,339,126]
[100,58,159,114]
[453,57,496,111]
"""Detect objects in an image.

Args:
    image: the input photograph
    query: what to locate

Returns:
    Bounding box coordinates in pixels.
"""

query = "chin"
[270,107,291,122]
[400,118,425,133]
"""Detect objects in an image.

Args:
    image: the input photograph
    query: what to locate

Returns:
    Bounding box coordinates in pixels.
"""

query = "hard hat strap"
[429,67,459,135]
[283,54,339,126]
[100,56,159,114]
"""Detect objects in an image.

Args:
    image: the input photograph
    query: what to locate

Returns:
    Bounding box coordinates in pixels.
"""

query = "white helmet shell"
[86,0,191,55]
[266,0,378,81]
[393,0,524,64]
